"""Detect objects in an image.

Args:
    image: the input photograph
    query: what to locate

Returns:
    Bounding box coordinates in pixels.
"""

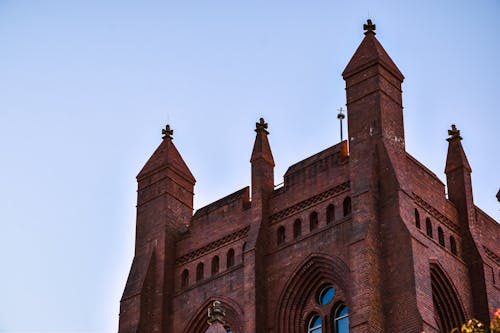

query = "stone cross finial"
[207,301,226,325]
[447,124,462,141]
[364,19,376,35]
[162,124,174,139]
[255,117,269,134]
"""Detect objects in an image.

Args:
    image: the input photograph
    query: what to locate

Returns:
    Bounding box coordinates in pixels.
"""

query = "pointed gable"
[445,125,472,174]
[342,29,404,81]
[250,118,275,166]
[137,136,195,183]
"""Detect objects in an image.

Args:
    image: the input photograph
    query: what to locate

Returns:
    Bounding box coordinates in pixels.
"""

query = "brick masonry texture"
[118,23,499,333]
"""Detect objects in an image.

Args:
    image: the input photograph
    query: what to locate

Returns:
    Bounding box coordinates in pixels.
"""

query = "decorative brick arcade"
[118,20,499,333]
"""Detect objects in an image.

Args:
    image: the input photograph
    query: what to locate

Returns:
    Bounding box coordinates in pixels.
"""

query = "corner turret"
[119,124,195,333]
[444,124,490,324]
[343,19,405,152]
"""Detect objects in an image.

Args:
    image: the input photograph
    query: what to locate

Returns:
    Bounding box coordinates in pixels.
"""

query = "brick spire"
[445,124,471,174]
[137,124,195,182]
[342,20,406,151]
[343,19,403,81]
[250,118,275,166]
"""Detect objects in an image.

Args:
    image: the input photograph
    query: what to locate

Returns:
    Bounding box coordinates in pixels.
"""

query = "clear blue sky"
[0,1,498,332]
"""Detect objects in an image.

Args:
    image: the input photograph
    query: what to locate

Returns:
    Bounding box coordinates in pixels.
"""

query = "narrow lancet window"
[294,219,302,239]
[227,248,235,268]
[426,218,433,238]
[343,197,352,217]
[277,226,286,245]
[327,204,335,224]
[310,212,319,231]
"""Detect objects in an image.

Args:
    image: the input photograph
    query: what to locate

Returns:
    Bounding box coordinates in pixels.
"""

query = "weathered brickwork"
[118,21,499,333]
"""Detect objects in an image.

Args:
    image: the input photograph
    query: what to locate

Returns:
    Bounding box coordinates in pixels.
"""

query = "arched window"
[327,204,335,224]
[438,227,445,247]
[414,208,421,229]
[426,218,433,238]
[277,226,286,245]
[293,219,302,239]
[343,197,351,217]
[211,256,220,275]
[310,211,319,231]
[430,264,465,332]
[196,262,204,282]
[450,236,457,255]
[227,248,235,268]
[318,286,335,305]
[333,304,349,333]
[181,269,189,288]
[307,314,322,333]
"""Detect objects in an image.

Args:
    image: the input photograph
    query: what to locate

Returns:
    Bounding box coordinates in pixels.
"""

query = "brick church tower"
[118,20,499,333]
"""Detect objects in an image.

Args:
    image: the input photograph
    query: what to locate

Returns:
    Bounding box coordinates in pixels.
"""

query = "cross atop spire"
[162,124,174,140]
[255,117,269,134]
[363,19,376,35]
[447,124,462,141]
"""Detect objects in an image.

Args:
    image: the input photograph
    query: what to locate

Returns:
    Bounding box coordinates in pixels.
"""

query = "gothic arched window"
[304,285,349,333]
[227,248,235,268]
[426,218,433,238]
[343,197,351,217]
[196,263,204,282]
[415,208,421,229]
[327,204,335,224]
[294,219,302,239]
[307,315,322,333]
[430,264,465,332]
[438,227,445,247]
[310,211,319,231]
[181,269,189,288]
[333,304,349,333]
[450,236,457,255]
[277,226,286,245]
[211,256,220,275]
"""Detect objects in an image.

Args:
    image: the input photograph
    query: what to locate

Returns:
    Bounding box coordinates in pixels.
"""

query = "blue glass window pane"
[319,287,335,305]
[337,317,349,333]
[339,306,348,316]
[308,315,322,333]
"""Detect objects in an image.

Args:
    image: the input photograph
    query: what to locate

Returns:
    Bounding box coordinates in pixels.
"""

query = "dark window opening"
[293,219,302,239]
[426,218,433,238]
[415,208,420,229]
[196,263,204,282]
[277,226,286,245]
[211,256,220,275]
[181,269,189,288]
[343,197,352,217]
[310,211,319,231]
[327,204,335,224]
[227,248,235,268]
[438,227,445,247]
[450,236,457,255]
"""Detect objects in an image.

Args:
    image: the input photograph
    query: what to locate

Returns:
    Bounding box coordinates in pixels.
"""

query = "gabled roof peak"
[342,20,404,81]
[137,124,195,182]
[251,117,275,166]
[445,124,472,174]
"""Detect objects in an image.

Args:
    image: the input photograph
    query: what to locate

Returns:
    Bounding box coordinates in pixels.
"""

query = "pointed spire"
[445,124,471,174]
[343,19,403,81]
[137,124,195,182]
[251,118,275,166]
